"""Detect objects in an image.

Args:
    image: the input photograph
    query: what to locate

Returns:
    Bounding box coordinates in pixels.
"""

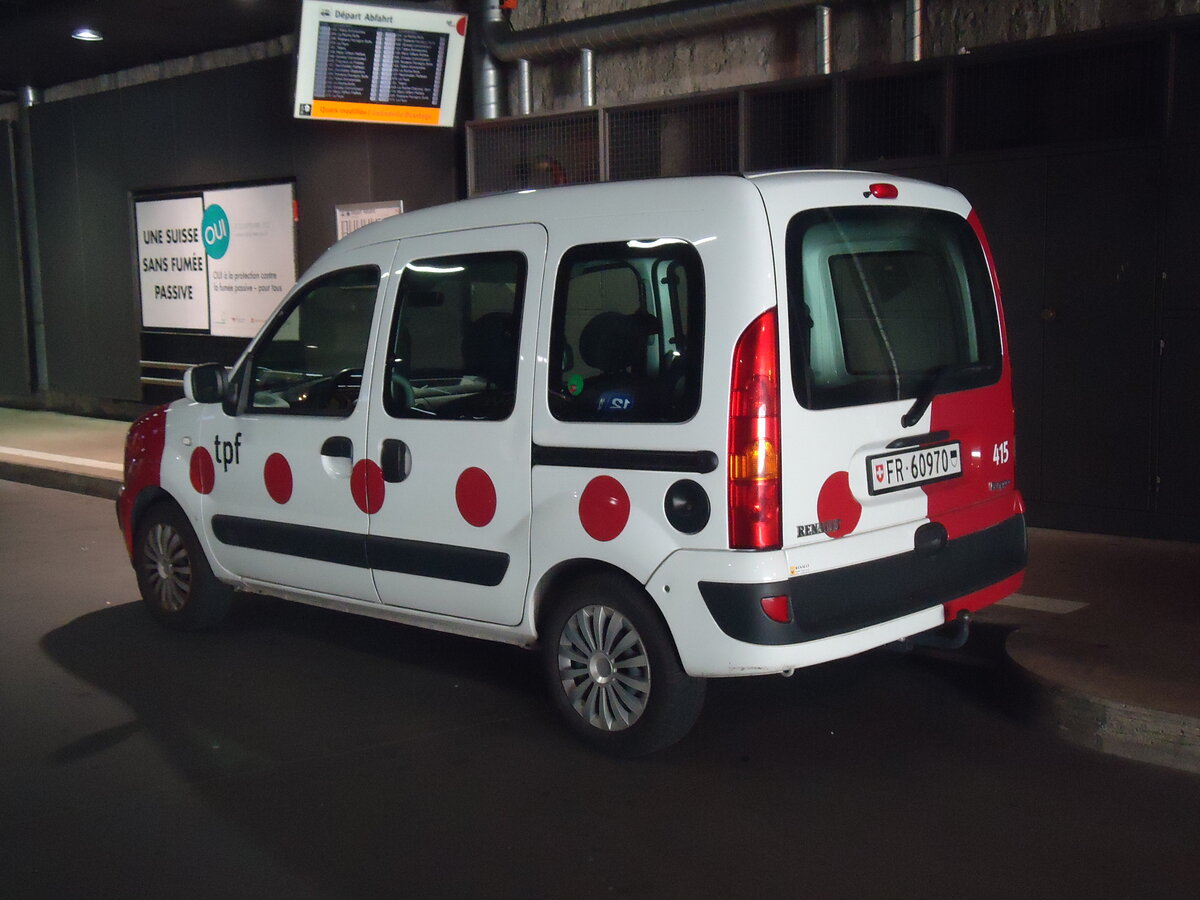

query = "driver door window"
[248,267,380,416]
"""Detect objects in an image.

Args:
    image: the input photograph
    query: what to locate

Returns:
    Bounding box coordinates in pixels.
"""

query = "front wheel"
[133,502,233,631]
[541,574,705,756]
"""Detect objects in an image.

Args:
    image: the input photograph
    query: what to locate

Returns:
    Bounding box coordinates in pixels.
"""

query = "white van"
[118,172,1026,755]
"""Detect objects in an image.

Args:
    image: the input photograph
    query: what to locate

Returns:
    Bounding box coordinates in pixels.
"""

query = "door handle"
[320,436,354,479]
[321,436,353,458]
[381,438,412,483]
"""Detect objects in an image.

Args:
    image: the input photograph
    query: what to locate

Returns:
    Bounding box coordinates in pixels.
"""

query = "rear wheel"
[541,573,705,756]
[133,502,233,630]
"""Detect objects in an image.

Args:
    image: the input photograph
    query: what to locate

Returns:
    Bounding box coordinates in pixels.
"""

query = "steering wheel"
[294,367,362,412]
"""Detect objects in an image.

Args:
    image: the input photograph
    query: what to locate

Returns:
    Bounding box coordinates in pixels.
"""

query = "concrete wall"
[505,0,1200,115]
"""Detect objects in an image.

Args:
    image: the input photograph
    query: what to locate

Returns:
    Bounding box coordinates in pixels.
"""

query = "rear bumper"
[700,514,1026,645]
[646,512,1025,677]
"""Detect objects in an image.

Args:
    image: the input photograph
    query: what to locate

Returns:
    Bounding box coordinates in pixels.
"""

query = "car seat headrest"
[579,311,652,374]
[462,311,516,388]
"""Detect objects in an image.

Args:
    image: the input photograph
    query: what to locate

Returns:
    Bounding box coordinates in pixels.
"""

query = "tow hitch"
[896,610,972,652]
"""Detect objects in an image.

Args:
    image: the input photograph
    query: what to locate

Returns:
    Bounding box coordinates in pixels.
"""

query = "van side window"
[246,266,380,416]
[384,252,527,420]
[549,240,704,423]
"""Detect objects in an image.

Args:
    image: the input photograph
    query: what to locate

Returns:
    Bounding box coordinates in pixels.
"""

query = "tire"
[133,502,234,631]
[541,573,706,756]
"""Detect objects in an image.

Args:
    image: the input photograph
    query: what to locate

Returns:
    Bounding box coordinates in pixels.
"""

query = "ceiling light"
[71,28,104,42]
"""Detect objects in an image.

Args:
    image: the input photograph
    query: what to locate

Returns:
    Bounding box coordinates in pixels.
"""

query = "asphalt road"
[2,480,1198,899]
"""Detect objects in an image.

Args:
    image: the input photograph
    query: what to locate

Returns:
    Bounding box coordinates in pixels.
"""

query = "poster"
[135,197,209,331]
[336,200,403,239]
[135,182,297,338]
[204,183,297,338]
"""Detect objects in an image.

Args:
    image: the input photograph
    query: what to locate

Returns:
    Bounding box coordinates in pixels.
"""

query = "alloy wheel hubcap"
[142,523,191,613]
[589,652,615,684]
[557,604,650,732]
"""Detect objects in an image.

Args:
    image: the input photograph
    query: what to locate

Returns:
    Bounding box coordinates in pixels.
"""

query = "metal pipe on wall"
[473,0,856,119]
[472,0,506,119]
[15,86,47,394]
[517,59,532,115]
[816,5,832,75]
[480,0,850,64]
[906,0,923,62]
[580,48,596,108]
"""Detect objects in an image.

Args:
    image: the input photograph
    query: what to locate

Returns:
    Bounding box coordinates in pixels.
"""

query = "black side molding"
[533,444,718,474]
[211,515,509,586]
[213,515,368,568]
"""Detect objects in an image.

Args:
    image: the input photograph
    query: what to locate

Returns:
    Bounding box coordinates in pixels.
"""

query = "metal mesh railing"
[1174,26,1200,142]
[468,111,601,195]
[955,39,1165,153]
[744,82,835,171]
[607,95,739,181]
[466,30,1176,192]
[846,70,942,163]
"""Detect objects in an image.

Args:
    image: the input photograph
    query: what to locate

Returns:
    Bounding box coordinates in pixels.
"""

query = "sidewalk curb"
[1004,636,1200,776]
[0,461,121,501]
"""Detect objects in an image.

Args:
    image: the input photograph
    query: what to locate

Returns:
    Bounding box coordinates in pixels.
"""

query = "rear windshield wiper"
[901,364,985,428]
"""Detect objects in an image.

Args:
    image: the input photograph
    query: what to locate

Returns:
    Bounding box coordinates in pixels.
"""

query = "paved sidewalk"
[2,405,1198,774]
[979,530,1200,774]
[0,407,128,499]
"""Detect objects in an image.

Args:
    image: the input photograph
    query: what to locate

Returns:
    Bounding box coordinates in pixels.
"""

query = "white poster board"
[204,183,297,338]
[135,197,209,331]
[134,182,297,338]
[336,200,403,240]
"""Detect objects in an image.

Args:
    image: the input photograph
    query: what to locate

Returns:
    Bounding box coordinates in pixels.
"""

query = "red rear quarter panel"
[116,405,167,557]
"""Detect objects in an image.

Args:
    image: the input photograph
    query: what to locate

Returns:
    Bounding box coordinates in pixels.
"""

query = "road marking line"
[0,446,123,473]
[998,593,1088,614]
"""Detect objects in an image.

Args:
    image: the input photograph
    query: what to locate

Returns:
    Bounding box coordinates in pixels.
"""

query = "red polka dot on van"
[189,446,215,494]
[816,471,861,538]
[263,452,293,504]
[456,467,497,527]
[579,476,630,542]
[351,459,385,514]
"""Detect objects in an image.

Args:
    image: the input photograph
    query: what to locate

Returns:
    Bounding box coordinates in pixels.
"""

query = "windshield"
[786,206,1001,410]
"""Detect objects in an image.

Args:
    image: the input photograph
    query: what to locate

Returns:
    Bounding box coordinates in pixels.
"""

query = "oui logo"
[202,204,230,260]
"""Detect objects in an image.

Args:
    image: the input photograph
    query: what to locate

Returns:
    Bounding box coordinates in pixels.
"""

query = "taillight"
[728,309,782,550]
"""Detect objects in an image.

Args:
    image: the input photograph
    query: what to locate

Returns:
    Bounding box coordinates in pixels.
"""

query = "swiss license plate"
[867,442,962,495]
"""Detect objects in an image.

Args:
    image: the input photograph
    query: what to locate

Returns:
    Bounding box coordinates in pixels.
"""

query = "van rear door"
[754,173,1019,569]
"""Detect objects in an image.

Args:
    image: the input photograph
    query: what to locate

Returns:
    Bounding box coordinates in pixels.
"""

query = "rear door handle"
[381,438,411,483]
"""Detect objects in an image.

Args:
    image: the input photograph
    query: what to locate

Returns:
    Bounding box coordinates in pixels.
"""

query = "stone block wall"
[503,0,1200,115]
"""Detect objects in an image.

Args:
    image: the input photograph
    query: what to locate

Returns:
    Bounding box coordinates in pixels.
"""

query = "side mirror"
[183,363,228,404]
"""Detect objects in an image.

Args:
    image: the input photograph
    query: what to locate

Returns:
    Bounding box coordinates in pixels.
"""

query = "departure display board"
[295,1,467,127]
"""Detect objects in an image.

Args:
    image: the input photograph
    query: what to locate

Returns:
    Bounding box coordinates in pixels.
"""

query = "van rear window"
[786,207,1001,410]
